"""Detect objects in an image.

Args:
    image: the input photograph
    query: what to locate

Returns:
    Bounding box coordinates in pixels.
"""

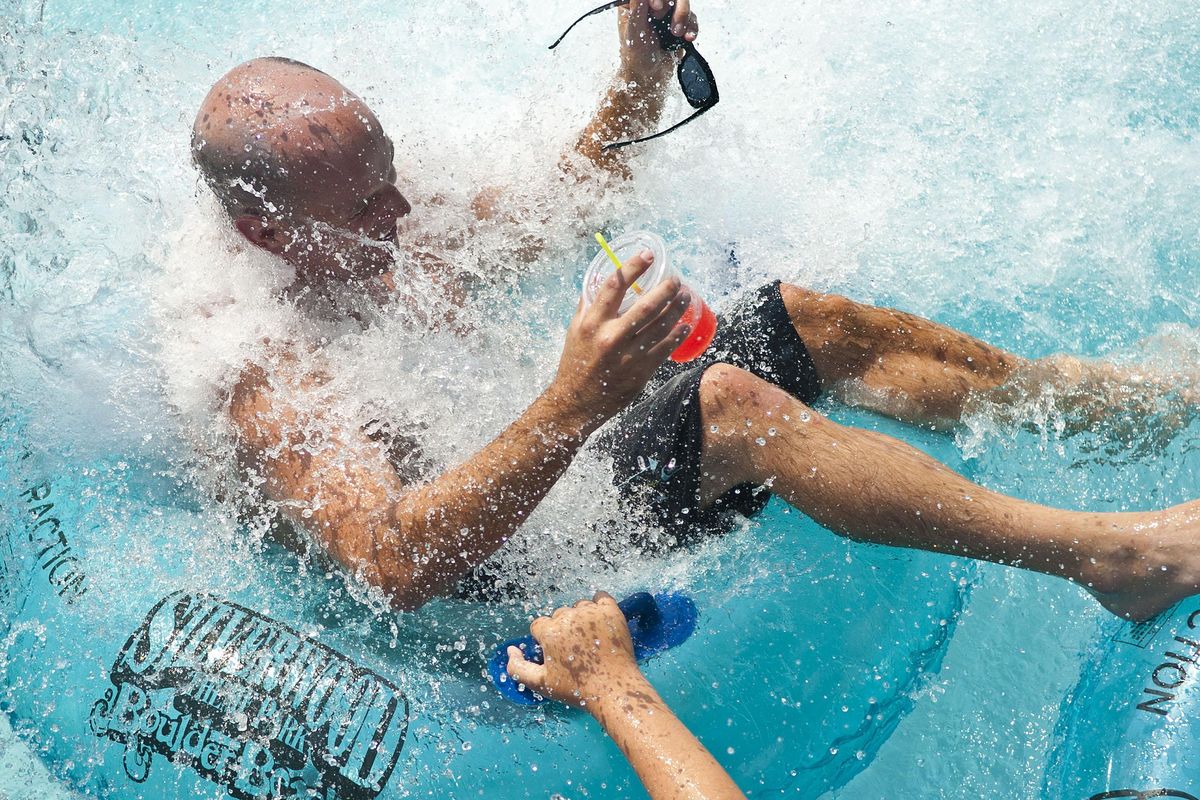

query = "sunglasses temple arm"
[549,0,630,49]
[601,103,716,151]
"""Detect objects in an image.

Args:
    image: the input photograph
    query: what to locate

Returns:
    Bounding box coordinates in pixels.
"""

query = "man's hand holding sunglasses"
[563,0,714,176]
[618,0,699,77]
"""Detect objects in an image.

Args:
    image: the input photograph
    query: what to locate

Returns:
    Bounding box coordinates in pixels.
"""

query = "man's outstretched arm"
[508,592,747,800]
[469,2,697,253]
[570,0,699,178]
[231,253,693,611]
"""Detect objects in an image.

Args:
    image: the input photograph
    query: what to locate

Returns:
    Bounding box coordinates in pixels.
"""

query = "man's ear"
[233,213,288,255]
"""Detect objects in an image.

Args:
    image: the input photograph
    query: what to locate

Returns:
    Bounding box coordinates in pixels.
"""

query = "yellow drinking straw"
[595,232,644,294]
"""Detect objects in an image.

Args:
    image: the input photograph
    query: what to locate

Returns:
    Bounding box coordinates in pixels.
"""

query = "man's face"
[250,96,412,285]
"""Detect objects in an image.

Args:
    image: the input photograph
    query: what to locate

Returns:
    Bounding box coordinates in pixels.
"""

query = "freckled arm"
[507,594,747,800]
[229,363,600,612]
[227,255,690,612]
[567,0,694,180]
[570,62,673,180]
[589,676,748,800]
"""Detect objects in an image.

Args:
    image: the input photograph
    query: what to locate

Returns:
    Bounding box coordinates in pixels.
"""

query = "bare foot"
[1085,501,1200,621]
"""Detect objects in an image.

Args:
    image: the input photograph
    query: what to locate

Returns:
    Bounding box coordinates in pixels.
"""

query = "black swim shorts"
[597,280,823,548]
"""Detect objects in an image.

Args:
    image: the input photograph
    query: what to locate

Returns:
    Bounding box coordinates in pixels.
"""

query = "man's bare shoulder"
[229,363,275,445]
[228,343,433,486]
[469,186,505,223]
[227,345,326,451]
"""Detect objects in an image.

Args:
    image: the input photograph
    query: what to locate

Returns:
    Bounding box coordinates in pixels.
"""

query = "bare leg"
[696,364,1200,620]
[776,283,1022,429]
[775,283,1199,438]
[965,354,1200,448]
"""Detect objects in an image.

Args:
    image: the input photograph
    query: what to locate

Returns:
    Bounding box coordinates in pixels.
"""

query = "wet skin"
[507,593,748,800]
[197,15,1200,620]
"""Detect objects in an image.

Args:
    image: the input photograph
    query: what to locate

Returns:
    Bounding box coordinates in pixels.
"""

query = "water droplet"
[768,427,777,436]
[755,437,766,446]
[798,411,812,422]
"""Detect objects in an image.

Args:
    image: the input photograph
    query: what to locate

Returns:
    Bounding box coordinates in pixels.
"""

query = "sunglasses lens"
[678,54,714,108]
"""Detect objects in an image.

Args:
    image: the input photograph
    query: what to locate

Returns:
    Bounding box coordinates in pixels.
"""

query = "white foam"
[2,1,1199,795]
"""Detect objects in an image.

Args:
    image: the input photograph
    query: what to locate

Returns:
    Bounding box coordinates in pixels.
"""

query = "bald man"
[191,2,1200,620]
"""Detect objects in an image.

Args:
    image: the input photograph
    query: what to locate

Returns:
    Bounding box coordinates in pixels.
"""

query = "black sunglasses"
[549,0,719,151]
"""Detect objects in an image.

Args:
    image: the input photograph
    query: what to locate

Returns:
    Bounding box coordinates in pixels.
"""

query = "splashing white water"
[2,0,1200,796]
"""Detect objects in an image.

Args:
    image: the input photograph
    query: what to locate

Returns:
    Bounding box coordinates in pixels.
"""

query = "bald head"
[192,57,394,221]
[191,57,410,284]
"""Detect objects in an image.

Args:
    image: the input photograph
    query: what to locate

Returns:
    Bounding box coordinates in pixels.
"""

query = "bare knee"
[699,364,786,423]
[697,365,771,497]
[699,364,819,461]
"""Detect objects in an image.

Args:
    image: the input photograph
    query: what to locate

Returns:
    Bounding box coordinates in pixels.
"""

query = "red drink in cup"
[582,231,718,363]
[670,294,718,362]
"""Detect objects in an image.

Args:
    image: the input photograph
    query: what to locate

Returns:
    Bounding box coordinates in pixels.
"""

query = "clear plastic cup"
[582,231,718,363]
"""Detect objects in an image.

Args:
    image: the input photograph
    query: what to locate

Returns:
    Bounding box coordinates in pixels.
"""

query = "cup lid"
[582,231,671,313]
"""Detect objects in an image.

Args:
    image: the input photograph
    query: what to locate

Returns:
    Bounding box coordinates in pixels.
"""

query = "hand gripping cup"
[487,591,699,706]
[583,231,718,362]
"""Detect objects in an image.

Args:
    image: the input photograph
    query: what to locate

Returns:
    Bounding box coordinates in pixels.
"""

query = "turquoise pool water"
[1,0,1198,797]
